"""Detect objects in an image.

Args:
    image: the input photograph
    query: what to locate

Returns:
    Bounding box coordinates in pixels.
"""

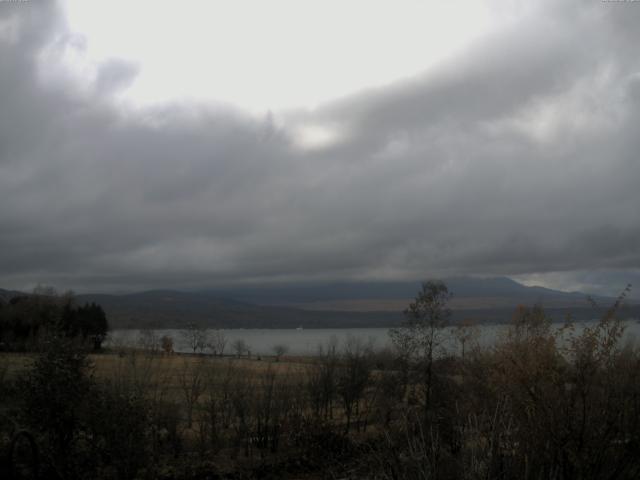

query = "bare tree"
[272,344,289,361]
[453,318,479,361]
[160,334,174,354]
[207,329,227,356]
[202,361,237,452]
[307,340,339,421]
[338,336,373,433]
[178,357,206,428]
[137,329,159,354]
[389,280,451,415]
[181,323,208,354]
[232,338,247,358]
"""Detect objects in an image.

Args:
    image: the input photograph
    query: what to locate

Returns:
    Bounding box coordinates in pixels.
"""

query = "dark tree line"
[0,290,108,351]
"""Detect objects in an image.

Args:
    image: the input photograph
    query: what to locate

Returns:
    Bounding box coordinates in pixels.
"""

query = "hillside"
[75,277,637,329]
[3,279,636,329]
[205,277,610,311]
[74,290,399,329]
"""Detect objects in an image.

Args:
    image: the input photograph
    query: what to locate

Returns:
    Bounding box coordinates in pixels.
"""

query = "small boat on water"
[296,326,303,331]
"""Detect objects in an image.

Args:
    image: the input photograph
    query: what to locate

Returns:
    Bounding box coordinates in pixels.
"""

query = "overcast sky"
[1,0,639,297]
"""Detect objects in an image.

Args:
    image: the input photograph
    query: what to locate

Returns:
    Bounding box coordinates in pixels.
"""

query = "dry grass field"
[1,349,314,386]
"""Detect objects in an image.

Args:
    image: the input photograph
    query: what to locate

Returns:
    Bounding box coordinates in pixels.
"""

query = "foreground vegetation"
[1,282,639,479]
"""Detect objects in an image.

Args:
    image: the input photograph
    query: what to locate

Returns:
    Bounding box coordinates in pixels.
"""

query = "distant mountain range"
[1,277,637,329]
[211,277,610,310]
[212,277,582,302]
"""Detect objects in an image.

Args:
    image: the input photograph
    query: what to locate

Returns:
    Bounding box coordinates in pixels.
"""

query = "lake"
[108,319,640,356]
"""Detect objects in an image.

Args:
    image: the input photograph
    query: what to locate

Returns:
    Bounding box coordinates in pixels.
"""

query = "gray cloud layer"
[1,1,639,295]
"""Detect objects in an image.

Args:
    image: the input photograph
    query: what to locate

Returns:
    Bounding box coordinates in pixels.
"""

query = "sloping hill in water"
[3,279,635,329]
[74,277,636,328]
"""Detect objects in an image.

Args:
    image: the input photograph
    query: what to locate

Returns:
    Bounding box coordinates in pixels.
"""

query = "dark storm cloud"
[1,0,639,294]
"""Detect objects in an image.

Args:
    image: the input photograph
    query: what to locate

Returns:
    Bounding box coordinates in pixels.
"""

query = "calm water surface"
[108,319,640,356]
